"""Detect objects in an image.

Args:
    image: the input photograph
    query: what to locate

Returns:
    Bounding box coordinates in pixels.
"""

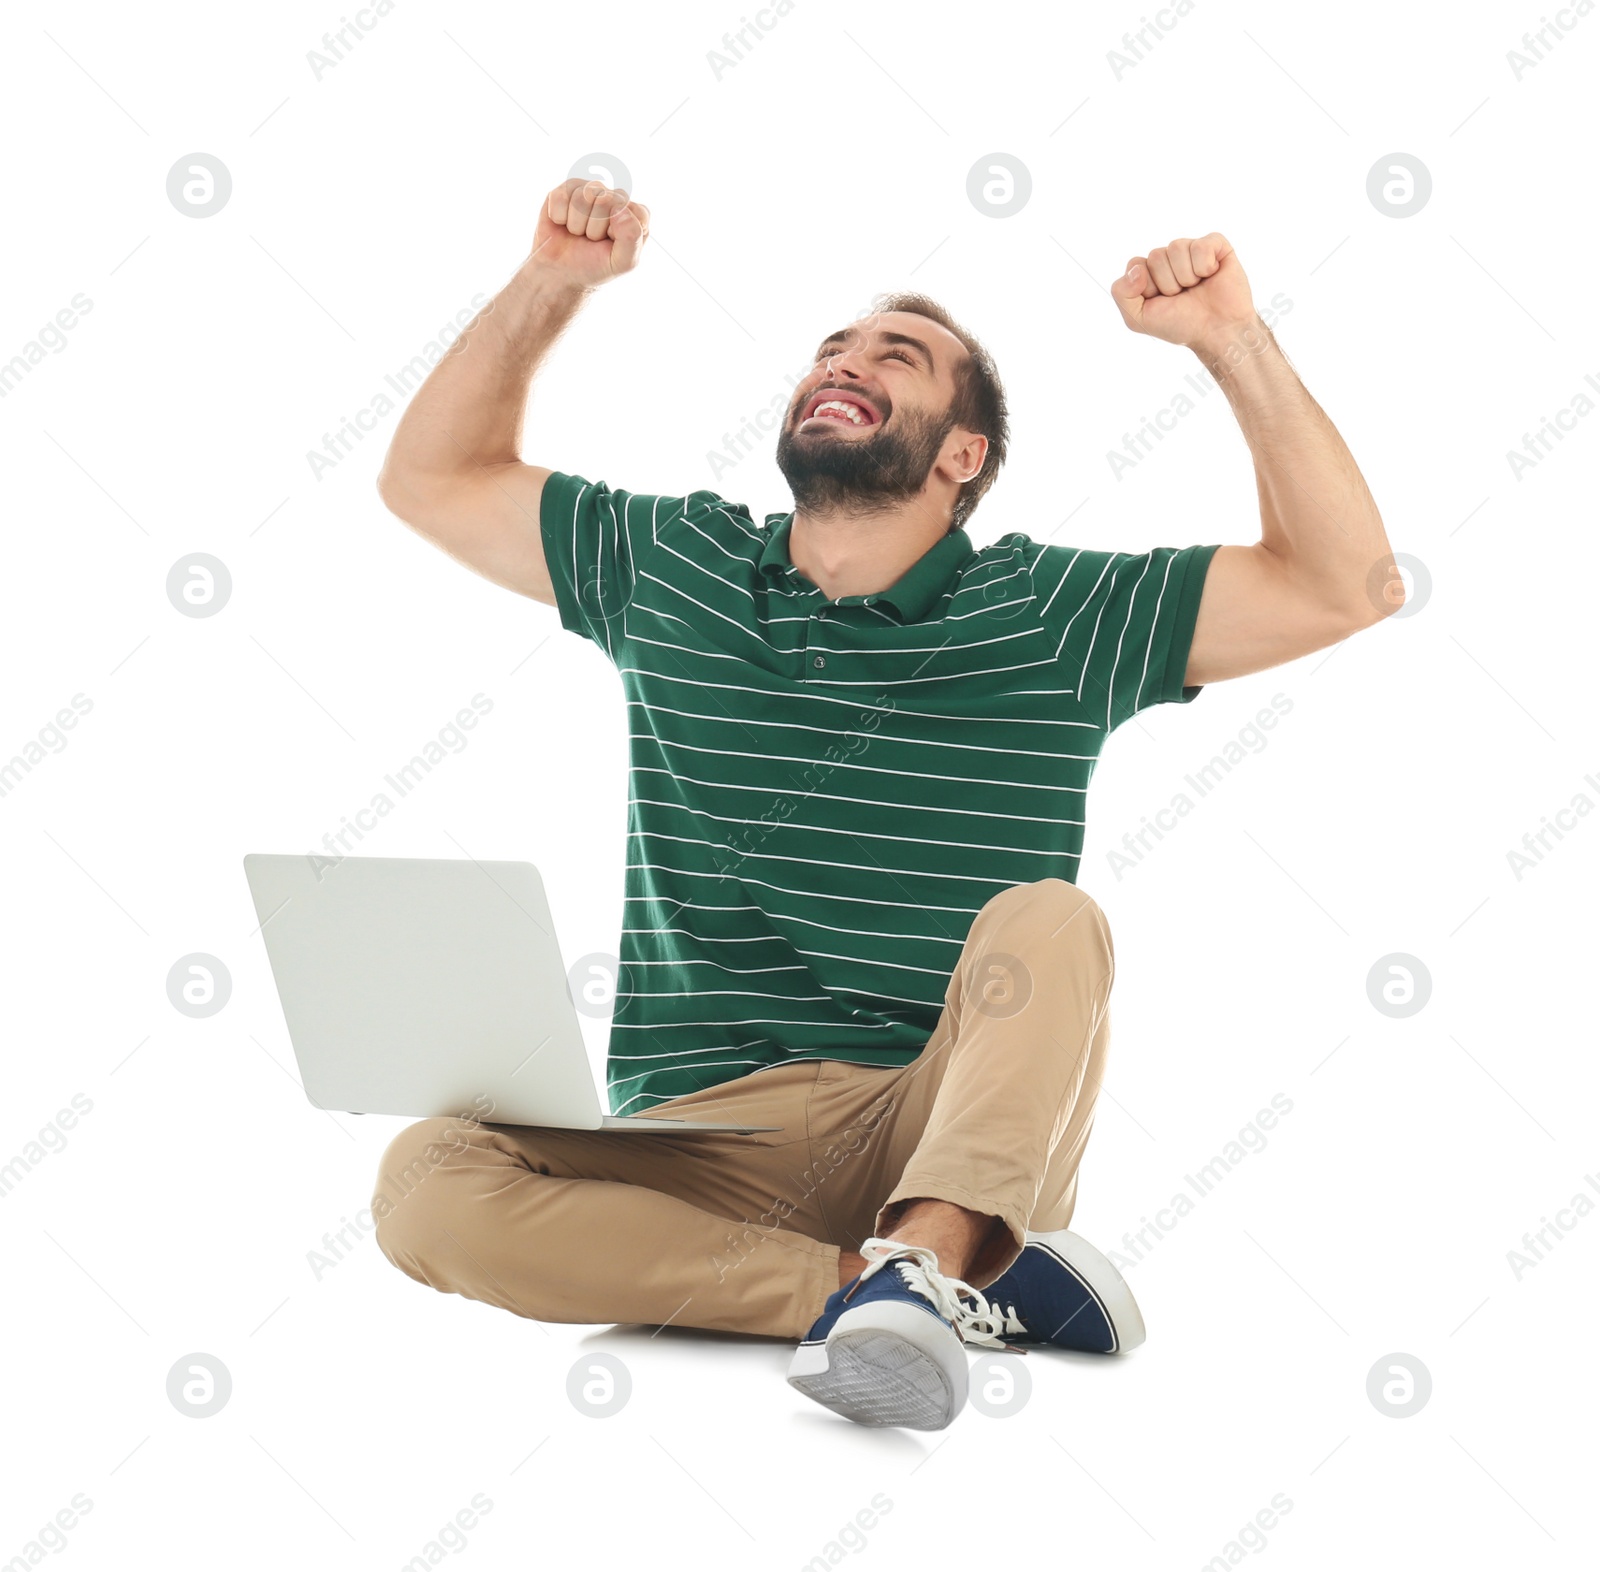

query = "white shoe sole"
[787,1300,968,1429]
[1023,1228,1147,1352]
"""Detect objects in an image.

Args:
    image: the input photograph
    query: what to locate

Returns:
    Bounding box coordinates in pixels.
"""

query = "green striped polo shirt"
[539,470,1218,1115]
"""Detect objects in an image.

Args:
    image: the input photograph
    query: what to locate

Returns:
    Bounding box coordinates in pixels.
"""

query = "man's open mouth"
[798,389,882,429]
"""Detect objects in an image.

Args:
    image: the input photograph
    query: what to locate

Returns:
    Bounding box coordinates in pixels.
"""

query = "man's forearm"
[1192,319,1396,620]
[379,259,593,489]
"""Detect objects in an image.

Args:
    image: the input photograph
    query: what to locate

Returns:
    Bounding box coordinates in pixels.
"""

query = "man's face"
[775,311,973,518]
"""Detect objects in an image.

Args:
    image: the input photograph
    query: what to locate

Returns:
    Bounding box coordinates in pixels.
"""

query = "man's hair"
[868,289,1009,533]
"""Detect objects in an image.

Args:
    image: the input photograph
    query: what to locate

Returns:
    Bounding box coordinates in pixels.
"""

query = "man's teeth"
[811,399,870,426]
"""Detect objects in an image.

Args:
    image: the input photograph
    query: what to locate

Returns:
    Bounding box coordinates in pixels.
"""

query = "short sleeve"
[538,471,690,659]
[1037,541,1220,730]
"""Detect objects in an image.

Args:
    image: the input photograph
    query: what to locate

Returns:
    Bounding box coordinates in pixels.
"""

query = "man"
[371,178,1403,1431]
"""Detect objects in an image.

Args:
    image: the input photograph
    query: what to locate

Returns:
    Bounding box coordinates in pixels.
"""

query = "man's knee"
[982,876,1107,934]
[965,878,1113,1024]
[371,1115,481,1263]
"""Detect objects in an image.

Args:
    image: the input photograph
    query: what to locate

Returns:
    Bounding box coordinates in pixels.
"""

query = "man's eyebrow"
[814,329,935,369]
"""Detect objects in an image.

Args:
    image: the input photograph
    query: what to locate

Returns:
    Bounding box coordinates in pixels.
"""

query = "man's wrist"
[517,255,597,298]
[1187,313,1276,379]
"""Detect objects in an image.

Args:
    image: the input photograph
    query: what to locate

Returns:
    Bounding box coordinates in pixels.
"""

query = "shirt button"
[812,654,827,669]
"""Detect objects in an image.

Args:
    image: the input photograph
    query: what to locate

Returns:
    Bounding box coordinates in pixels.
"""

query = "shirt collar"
[758,512,975,623]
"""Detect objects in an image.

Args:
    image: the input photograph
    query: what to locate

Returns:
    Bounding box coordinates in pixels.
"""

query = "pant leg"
[808,877,1115,1290]
[371,1060,839,1339]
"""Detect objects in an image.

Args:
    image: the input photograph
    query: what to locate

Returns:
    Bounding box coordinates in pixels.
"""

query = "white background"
[2,0,1596,1566]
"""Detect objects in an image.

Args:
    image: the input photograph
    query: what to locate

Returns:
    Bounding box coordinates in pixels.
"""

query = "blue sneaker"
[960,1229,1146,1353]
[787,1239,981,1430]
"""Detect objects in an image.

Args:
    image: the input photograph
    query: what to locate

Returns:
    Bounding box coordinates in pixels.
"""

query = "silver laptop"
[242,853,778,1134]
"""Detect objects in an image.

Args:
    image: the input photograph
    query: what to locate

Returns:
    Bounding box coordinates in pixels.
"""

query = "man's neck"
[788,501,950,602]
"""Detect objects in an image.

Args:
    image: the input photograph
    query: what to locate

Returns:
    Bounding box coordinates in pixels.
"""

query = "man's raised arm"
[376,179,650,604]
[1110,233,1405,686]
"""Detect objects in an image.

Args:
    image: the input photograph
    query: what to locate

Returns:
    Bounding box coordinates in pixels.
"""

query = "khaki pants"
[373,877,1114,1340]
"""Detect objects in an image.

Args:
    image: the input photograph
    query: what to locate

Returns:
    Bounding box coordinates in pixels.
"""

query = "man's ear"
[944,429,988,486]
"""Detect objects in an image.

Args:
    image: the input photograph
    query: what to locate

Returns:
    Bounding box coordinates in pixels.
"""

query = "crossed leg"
[373,877,1115,1334]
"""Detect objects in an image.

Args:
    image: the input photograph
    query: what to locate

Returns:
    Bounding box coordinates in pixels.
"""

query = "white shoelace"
[851,1238,1025,1353]
[961,1292,1028,1346]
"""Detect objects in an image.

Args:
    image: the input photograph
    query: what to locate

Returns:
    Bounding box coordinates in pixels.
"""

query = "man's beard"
[775,402,957,517]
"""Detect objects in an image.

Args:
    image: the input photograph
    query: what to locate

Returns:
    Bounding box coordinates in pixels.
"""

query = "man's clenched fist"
[529,179,650,288]
[1110,233,1257,352]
